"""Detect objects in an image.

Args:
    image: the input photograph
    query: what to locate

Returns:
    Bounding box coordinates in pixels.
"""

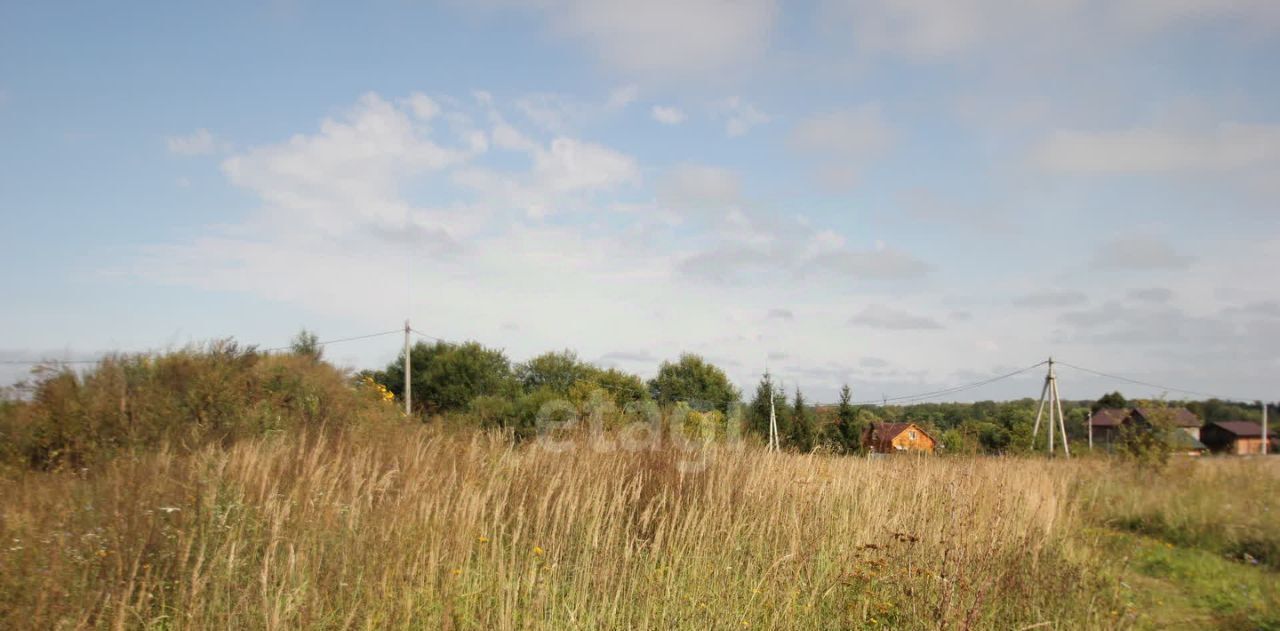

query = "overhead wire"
[1054,360,1247,402]
[849,359,1049,406]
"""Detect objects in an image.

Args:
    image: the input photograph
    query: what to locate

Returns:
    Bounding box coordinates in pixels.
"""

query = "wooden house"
[1088,408,1129,447]
[862,422,935,454]
[1089,406,1204,449]
[1201,421,1268,455]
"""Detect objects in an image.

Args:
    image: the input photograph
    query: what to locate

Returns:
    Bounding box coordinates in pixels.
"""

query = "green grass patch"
[1093,529,1280,630]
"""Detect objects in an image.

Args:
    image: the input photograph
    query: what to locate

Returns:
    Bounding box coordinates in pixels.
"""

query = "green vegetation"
[1084,458,1280,569]
[1094,530,1280,630]
[0,340,400,472]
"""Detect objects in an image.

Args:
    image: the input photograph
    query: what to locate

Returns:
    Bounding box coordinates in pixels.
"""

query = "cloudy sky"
[2,1,1279,402]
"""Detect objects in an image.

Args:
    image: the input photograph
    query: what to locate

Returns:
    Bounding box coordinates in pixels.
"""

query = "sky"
[2,0,1279,403]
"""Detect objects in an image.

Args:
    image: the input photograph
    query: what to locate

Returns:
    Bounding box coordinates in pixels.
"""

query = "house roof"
[874,422,915,440]
[1134,407,1201,428]
[1093,406,1202,428]
[1208,421,1264,437]
[1090,408,1129,427]
[865,422,934,452]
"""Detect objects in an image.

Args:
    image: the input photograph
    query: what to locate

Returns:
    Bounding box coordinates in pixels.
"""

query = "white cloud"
[849,305,944,330]
[220,92,478,236]
[532,138,639,197]
[491,122,537,152]
[1012,290,1089,308]
[651,105,687,125]
[166,128,221,156]
[515,93,586,134]
[790,105,893,157]
[405,92,442,120]
[808,245,933,281]
[1090,237,1194,271]
[1036,122,1280,174]
[606,84,639,109]
[721,96,769,137]
[531,0,778,77]
[1127,287,1174,303]
[657,163,740,210]
[822,0,1280,60]
[788,105,893,189]
[454,135,639,218]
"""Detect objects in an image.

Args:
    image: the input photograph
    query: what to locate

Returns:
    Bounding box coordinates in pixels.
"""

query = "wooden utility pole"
[1032,358,1070,457]
[403,320,411,416]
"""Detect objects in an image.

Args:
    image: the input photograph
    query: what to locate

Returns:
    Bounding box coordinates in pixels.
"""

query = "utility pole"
[1032,357,1070,457]
[1088,406,1094,451]
[768,375,778,451]
[773,377,785,451]
[1263,401,1269,456]
[403,320,411,416]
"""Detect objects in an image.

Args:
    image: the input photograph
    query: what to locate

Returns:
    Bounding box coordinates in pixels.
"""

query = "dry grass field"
[9,423,1273,630]
[0,349,1276,629]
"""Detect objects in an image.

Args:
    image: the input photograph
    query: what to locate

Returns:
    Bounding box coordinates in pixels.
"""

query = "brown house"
[862,422,936,454]
[1201,421,1268,455]
[1090,407,1204,448]
[1089,408,1129,446]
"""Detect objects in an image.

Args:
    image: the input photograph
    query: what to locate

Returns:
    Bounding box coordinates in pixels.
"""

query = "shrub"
[0,342,401,471]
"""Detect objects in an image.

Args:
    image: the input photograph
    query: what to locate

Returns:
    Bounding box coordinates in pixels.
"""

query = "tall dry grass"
[0,426,1122,630]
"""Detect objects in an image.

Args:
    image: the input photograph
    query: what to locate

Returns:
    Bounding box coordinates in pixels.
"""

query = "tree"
[648,354,740,413]
[516,350,591,395]
[747,372,775,439]
[835,384,859,452]
[789,387,815,452]
[289,329,322,361]
[977,422,1012,454]
[517,350,647,407]
[377,340,516,415]
[1093,391,1128,413]
[586,368,647,406]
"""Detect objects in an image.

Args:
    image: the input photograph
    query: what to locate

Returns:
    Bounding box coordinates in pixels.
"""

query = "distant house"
[1089,408,1130,446]
[862,422,935,454]
[1133,407,1203,441]
[1201,421,1268,455]
[1089,407,1207,454]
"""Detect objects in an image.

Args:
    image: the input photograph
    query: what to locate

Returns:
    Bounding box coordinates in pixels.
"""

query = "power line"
[852,360,1049,406]
[410,328,446,343]
[1054,360,1246,402]
[259,329,403,353]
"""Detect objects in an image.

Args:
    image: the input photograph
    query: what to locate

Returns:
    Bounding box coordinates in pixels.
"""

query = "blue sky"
[2,0,1279,402]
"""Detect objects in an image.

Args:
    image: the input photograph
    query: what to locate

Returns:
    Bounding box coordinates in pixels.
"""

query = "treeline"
[364,341,740,438]
[4,332,1272,472]
[368,338,1274,456]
